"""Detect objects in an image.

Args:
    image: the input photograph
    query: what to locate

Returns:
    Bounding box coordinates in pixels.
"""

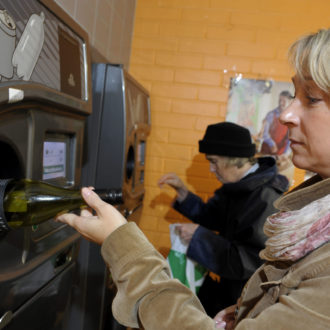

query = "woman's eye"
[307,96,321,104]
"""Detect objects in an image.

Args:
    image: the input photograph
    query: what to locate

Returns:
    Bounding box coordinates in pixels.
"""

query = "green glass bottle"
[0,178,123,234]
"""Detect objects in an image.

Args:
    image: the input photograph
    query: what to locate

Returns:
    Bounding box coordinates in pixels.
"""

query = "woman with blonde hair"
[57,28,330,330]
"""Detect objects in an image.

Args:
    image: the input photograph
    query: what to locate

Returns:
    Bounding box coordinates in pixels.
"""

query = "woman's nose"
[210,163,216,172]
[279,99,300,126]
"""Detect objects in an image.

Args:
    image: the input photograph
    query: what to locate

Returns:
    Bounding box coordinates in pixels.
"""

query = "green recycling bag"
[167,224,206,294]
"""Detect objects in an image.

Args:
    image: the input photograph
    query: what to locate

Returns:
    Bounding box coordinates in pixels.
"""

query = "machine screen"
[43,141,66,179]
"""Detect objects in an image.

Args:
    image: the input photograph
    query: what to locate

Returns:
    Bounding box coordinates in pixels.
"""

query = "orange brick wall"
[129,0,330,254]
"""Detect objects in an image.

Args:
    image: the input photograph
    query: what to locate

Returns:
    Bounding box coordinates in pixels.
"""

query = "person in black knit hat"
[158,121,289,317]
[199,122,256,157]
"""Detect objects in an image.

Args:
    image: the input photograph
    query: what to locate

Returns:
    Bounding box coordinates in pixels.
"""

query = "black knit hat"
[199,122,256,157]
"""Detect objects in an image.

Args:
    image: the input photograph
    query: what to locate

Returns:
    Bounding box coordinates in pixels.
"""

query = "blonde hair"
[288,29,330,93]
[224,156,257,169]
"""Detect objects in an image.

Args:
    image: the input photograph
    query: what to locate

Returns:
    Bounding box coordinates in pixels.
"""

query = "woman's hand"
[158,173,188,201]
[214,304,237,329]
[56,187,127,245]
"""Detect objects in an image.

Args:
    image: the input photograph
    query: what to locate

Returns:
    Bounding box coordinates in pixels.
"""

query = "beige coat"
[101,177,330,330]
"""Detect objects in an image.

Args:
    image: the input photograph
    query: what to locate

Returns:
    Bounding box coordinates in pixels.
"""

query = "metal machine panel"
[82,64,125,190]
[0,107,85,330]
[84,63,151,218]
[4,261,77,330]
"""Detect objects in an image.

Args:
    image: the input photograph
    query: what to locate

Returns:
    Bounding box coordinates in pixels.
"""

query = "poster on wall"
[226,77,297,184]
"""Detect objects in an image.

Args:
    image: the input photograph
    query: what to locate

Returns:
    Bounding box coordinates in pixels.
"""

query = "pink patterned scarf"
[260,194,330,262]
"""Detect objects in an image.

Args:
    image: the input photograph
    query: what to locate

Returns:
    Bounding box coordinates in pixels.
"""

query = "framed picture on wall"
[225,77,299,185]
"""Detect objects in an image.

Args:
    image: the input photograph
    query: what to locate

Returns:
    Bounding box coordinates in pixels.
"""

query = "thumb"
[215,320,226,328]
[81,187,110,217]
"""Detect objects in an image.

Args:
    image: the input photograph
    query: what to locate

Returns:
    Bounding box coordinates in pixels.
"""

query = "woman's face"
[280,76,330,178]
[206,155,239,183]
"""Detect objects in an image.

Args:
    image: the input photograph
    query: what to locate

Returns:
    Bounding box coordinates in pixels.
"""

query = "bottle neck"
[94,189,123,205]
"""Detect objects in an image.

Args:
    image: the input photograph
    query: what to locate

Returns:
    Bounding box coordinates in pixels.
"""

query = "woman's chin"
[291,155,310,172]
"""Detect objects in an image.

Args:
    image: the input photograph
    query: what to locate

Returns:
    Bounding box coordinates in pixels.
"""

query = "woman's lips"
[289,139,303,148]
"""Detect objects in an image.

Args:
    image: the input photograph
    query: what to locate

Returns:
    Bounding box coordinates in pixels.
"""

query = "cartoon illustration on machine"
[0,9,16,80]
[12,11,45,81]
[0,9,45,81]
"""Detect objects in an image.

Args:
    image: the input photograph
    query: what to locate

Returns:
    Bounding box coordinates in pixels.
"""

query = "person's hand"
[158,173,188,201]
[177,223,199,244]
[214,304,237,329]
[55,187,127,245]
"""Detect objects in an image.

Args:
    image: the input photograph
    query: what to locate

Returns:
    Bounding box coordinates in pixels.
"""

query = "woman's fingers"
[56,187,127,245]
[80,205,94,217]
[81,187,113,218]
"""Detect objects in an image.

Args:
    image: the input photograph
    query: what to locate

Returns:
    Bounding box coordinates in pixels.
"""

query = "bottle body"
[0,179,123,232]
[3,179,86,228]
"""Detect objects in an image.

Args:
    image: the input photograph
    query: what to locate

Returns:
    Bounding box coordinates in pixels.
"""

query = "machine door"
[2,262,76,330]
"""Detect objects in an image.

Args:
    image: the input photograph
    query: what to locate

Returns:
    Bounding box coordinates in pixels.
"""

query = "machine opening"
[0,141,24,179]
[126,145,135,181]
[138,140,145,166]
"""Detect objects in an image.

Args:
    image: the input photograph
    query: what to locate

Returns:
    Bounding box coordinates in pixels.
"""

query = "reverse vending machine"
[69,63,151,330]
[84,63,151,218]
[0,0,92,329]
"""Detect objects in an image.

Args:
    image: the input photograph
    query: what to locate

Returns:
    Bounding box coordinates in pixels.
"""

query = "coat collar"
[274,175,330,211]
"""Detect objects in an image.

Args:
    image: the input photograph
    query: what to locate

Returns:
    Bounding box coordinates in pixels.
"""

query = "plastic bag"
[167,223,206,294]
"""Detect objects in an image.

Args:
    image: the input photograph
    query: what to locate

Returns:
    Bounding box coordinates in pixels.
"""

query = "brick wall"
[129,0,330,253]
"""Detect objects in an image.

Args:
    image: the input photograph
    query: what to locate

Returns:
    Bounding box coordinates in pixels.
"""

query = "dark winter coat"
[173,157,289,316]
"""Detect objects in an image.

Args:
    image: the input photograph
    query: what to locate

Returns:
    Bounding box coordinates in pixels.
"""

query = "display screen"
[43,141,66,180]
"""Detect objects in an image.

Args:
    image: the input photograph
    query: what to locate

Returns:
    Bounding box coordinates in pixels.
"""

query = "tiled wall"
[129,0,330,254]
[54,0,136,67]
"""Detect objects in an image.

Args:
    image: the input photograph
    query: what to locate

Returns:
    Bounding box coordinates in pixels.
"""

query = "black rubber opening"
[0,141,24,179]
[0,141,24,236]
[126,145,135,181]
